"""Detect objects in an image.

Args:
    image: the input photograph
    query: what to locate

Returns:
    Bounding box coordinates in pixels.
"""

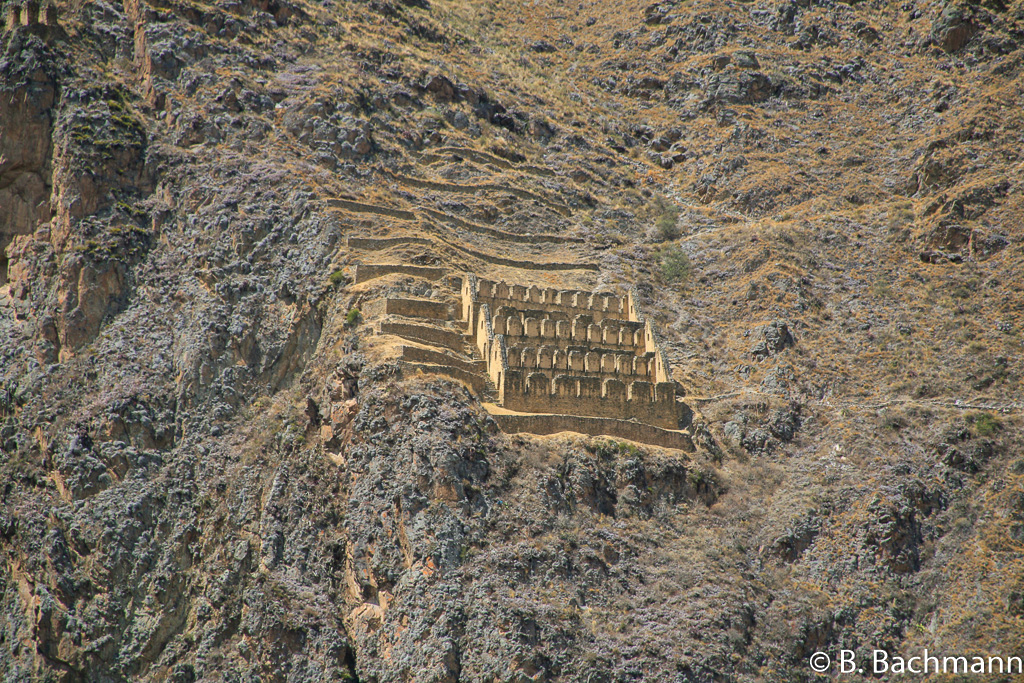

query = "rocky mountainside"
[1,0,1022,681]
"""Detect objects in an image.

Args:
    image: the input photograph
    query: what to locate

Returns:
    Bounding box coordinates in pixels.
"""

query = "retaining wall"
[432,146,513,169]
[379,322,466,352]
[400,346,486,374]
[387,171,570,216]
[348,231,590,274]
[399,362,489,394]
[500,371,679,428]
[429,147,556,177]
[420,207,583,244]
[430,232,595,272]
[347,236,433,250]
[327,198,416,220]
[364,297,451,321]
[354,264,446,283]
[490,413,694,451]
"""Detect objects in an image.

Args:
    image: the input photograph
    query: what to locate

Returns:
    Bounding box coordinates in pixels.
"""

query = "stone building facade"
[3,0,59,31]
[461,275,686,430]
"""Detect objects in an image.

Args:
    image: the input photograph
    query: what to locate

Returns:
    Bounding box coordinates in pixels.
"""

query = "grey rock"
[705,71,774,105]
[932,5,980,52]
[723,420,744,444]
[732,50,760,69]
[749,320,795,360]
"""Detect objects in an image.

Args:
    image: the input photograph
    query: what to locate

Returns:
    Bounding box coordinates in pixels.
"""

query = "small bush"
[422,106,446,126]
[970,412,1002,437]
[652,195,681,241]
[871,280,892,298]
[345,308,361,326]
[659,245,691,283]
[589,439,642,459]
[329,270,346,288]
[617,441,642,457]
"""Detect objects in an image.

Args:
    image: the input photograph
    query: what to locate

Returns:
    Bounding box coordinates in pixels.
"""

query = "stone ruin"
[3,0,59,32]
[355,263,693,449]
[462,276,687,431]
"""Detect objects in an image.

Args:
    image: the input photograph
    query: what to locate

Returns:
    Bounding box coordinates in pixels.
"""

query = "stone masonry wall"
[502,370,679,428]
[3,0,58,31]
[463,274,684,430]
[463,277,633,331]
[492,413,694,451]
[363,297,452,321]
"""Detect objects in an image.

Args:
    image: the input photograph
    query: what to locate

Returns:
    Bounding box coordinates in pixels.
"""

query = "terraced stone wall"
[363,297,452,321]
[463,274,682,429]
[353,264,445,283]
[491,413,694,452]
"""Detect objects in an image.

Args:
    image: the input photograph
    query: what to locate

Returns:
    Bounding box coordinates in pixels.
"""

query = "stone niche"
[4,1,59,30]
[461,275,685,430]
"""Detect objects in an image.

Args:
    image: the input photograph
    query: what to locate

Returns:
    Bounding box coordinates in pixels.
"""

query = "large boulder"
[932,4,981,52]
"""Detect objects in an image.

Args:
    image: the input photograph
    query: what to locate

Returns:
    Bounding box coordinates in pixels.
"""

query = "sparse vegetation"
[651,195,681,241]
[659,245,691,283]
[970,412,1002,437]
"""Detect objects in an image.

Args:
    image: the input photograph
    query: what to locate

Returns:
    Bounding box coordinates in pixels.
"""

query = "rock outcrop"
[0,31,58,276]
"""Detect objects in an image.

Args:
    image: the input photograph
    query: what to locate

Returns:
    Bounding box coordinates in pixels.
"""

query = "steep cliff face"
[2,0,1023,681]
[0,31,58,283]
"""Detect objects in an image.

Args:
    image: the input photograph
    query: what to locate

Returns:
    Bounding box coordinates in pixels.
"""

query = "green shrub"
[617,441,642,457]
[652,195,681,241]
[345,308,361,326]
[329,270,346,288]
[970,412,1002,437]
[659,245,691,283]
[589,439,642,459]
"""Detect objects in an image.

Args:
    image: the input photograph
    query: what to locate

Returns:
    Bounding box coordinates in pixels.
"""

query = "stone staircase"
[361,291,497,401]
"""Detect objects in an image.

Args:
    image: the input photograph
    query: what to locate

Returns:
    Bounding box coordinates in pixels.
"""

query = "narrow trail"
[383,170,572,216]
[326,199,579,244]
[347,228,598,272]
[684,387,1021,414]
[419,207,583,244]
[326,199,416,221]
[422,146,558,177]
